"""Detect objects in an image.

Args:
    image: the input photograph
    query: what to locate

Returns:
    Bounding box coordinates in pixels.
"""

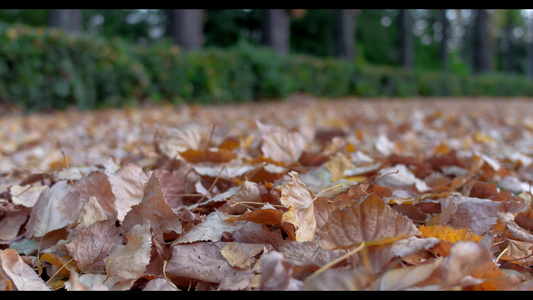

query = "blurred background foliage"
[1,9,533,111]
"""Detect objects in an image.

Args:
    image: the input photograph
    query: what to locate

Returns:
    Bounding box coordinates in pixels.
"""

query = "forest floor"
[2,95,533,290]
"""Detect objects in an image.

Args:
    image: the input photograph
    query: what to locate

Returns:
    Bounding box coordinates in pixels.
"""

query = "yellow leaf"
[323,152,355,182]
[418,225,482,243]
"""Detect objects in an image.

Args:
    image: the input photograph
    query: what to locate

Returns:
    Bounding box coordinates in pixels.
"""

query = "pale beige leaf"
[371,258,442,290]
[173,211,245,244]
[25,180,76,238]
[0,249,50,290]
[158,123,204,159]
[77,196,108,227]
[10,184,48,207]
[104,220,152,290]
[323,152,355,182]
[280,171,317,242]
[108,163,149,222]
[220,242,264,268]
[258,121,307,164]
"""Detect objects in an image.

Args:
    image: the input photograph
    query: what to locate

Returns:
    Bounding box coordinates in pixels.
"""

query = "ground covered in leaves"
[2,95,533,290]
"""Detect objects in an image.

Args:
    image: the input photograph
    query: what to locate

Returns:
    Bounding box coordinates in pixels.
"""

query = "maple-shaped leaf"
[280,171,317,242]
[319,194,419,250]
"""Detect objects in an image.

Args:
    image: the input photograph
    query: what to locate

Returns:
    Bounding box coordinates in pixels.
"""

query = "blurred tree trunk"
[473,9,491,73]
[438,9,449,71]
[529,18,533,78]
[48,9,82,34]
[398,9,413,70]
[261,9,290,57]
[502,10,520,74]
[333,9,356,62]
[167,9,204,50]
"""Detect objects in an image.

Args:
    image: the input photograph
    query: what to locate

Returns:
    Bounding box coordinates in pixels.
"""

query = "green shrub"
[231,41,293,99]
[0,23,149,111]
[2,22,533,112]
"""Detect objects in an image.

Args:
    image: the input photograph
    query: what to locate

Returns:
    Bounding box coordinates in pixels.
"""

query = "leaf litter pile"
[3,96,533,290]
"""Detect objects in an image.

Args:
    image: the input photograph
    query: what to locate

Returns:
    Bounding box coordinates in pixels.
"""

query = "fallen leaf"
[319,194,419,250]
[104,220,152,290]
[280,171,317,242]
[0,249,50,290]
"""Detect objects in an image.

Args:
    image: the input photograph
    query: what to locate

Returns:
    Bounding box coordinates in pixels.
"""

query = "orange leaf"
[228,207,283,226]
[179,148,236,163]
[49,156,70,171]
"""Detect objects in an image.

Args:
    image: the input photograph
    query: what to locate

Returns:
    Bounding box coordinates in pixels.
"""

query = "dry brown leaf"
[319,194,419,250]
[499,239,533,266]
[166,241,254,286]
[65,219,122,273]
[121,173,181,244]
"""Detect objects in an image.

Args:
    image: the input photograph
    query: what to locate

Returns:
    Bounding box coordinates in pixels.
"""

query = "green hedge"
[2,22,533,112]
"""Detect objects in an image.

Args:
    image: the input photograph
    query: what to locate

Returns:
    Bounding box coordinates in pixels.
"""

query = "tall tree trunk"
[529,18,533,78]
[473,9,491,73]
[333,9,356,62]
[438,9,449,71]
[261,9,290,57]
[398,9,413,70]
[167,9,204,51]
[48,9,82,34]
